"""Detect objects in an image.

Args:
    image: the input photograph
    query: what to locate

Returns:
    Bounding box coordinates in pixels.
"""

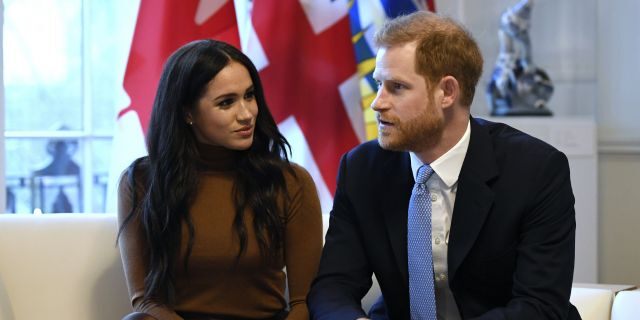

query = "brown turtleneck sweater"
[117,143,323,320]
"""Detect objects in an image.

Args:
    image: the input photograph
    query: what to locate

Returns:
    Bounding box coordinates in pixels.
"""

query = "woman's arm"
[117,170,183,320]
[282,165,323,320]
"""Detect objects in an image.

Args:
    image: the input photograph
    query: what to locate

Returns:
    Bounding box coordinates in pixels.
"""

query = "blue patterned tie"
[408,164,437,319]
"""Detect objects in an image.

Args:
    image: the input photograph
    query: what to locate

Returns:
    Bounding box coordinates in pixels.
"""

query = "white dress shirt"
[410,120,470,320]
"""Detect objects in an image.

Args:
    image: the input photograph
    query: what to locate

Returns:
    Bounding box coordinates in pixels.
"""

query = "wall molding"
[598,140,640,155]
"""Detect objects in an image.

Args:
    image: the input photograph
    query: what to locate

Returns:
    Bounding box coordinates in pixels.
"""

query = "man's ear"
[439,76,459,109]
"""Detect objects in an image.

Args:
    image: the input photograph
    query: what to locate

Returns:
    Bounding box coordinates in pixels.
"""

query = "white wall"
[597,0,640,143]
[599,154,640,284]
[596,0,640,285]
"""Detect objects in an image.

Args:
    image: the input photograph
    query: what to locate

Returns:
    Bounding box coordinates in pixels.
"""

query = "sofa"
[0,213,637,320]
[0,214,130,320]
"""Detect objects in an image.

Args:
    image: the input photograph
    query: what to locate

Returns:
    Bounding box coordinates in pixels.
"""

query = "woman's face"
[188,61,258,150]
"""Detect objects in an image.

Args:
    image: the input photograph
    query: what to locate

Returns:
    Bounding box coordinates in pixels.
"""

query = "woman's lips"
[235,126,254,137]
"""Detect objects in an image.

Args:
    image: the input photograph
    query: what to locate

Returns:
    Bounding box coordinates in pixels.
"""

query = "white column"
[0,1,6,213]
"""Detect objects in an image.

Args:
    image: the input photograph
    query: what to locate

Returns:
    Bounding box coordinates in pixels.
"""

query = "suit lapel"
[448,118,499,281]
[376,151,413,286]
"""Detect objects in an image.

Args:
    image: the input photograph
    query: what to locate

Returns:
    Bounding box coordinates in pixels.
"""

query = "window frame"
[2,0,116,213]
[1,1,6,212]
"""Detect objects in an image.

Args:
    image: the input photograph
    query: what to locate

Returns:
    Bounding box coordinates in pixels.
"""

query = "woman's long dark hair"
[118,39,292,305]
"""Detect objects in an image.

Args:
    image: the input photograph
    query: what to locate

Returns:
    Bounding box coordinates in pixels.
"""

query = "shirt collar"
[410,120,471,188]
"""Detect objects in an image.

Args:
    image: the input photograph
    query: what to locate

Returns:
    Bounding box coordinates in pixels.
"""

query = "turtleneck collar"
[195,141,242,172]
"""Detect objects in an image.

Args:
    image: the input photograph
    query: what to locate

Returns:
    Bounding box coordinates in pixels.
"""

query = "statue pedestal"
[491,105,553,116]
[487,116,598,282]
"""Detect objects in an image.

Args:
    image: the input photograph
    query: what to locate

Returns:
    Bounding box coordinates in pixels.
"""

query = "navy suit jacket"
[308,118,581,319]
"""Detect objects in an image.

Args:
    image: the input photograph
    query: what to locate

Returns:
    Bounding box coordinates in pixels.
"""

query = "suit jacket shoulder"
[473,118,562,162]
[451,117,578,319]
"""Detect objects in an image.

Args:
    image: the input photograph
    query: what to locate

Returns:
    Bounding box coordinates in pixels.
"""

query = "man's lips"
[377,117,394,126]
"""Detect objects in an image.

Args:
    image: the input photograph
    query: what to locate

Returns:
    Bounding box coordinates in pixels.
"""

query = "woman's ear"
[439,76,459,109]
[185,112,193,126]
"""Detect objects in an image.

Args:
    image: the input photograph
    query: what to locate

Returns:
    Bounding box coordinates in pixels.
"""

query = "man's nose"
[371,88,389,112]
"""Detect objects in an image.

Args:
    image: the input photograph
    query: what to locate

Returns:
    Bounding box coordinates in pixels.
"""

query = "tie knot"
[415,164,434,184]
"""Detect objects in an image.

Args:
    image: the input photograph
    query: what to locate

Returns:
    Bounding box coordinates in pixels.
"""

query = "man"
[308,11,580,320]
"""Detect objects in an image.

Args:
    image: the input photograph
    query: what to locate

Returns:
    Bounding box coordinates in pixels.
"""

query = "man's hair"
[375,11,483,106]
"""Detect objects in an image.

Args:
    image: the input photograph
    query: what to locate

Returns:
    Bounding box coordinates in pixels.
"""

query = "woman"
[117,39,323,320]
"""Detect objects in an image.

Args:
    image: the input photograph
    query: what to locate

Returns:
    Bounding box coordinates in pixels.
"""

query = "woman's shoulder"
[280,162,322,220]
[283,162,314,186]
[117,157,150,220]
[118,156,150,194]
[282,162,320,201]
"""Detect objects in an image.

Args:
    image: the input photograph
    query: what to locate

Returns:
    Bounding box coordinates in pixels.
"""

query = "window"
[3,0,139,213]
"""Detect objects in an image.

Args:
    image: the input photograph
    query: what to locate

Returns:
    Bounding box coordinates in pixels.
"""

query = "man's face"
[371,42,444,153]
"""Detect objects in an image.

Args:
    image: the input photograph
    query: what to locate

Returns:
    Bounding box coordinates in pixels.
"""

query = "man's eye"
[392,83,405,90]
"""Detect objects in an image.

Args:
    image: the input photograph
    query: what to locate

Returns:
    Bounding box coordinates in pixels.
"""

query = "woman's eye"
[244,90,255,100]
[218,98,235,107]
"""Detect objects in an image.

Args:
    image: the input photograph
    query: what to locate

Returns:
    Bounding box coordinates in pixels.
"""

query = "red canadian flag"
[119,1,240,135]
[244,0,363,211]
[107,1,364,213]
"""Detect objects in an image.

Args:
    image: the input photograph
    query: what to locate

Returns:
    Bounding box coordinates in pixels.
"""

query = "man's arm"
[473,150,576,320]
[308,154,374,320]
